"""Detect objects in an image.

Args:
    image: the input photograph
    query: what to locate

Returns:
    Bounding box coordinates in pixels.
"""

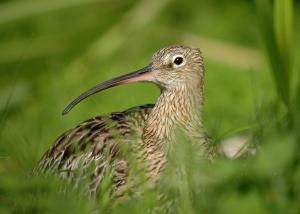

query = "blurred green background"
[0,0,299,213]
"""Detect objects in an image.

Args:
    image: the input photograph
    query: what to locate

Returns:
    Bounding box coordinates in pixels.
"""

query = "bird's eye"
[173,56,183,65]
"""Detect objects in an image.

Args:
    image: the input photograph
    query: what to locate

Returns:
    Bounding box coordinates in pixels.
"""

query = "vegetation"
[0,0,299,213]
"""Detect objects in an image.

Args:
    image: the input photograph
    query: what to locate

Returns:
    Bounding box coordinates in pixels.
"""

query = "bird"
[34,45,217,197]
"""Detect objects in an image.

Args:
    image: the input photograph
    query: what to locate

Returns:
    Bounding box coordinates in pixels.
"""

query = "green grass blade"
[255,0,294,109]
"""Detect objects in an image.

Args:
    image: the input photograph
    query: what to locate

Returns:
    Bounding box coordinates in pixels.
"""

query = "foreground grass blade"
[255,0,294,110]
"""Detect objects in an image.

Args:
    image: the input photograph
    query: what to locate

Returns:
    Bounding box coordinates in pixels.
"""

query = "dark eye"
[174,56,183,65]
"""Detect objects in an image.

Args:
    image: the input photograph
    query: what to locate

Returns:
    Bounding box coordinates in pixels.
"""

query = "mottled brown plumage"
[35,45,216,196]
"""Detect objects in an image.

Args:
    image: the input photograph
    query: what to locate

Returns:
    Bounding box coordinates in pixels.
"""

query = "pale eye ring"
[172,55,185,66]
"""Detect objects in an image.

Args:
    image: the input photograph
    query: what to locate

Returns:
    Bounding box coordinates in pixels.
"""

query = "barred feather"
[35,104,154,196]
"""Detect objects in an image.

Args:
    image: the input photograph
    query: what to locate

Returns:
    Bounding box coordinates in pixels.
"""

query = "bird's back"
[34,104,154,196]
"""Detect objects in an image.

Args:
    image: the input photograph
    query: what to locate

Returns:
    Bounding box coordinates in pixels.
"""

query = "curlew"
[35,45,217,196]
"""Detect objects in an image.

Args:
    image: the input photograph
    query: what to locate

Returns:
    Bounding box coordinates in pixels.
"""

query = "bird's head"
[150,45,204,89]
[62,45,204,115]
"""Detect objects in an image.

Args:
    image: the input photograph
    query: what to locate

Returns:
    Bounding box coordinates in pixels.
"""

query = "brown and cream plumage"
[35,45,216,196]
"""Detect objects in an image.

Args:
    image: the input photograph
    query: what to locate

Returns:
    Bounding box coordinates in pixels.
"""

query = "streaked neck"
[143,83,204,149]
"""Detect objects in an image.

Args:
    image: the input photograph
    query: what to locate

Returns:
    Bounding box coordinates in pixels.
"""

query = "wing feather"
[34,104,154,195]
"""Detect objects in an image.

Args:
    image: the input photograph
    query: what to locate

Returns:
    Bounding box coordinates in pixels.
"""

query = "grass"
[256,0,294,115]
[0,0,300,213]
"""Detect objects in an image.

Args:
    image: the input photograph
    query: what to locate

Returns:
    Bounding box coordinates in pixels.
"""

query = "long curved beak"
[62,65,153,115]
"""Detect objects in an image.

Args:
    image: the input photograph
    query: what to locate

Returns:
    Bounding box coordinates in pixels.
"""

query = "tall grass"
[255,0,294,113]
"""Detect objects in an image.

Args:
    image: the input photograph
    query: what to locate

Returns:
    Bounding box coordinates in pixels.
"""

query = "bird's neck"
[143,82,205,149]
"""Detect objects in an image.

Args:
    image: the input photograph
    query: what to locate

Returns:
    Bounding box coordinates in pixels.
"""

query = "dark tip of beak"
[62,65,153,115]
